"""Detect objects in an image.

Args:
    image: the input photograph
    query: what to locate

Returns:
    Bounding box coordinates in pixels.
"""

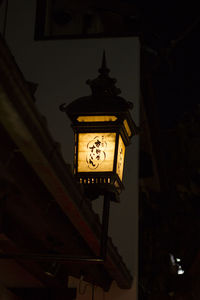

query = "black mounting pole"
[100,192,110,260]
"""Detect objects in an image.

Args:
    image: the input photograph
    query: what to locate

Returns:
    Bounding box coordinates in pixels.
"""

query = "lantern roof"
[60,51,134,118]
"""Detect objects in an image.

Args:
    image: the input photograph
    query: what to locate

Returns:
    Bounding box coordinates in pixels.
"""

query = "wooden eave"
[0,35,133,290]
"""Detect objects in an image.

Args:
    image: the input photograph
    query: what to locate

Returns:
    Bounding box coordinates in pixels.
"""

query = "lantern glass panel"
[116,134,126,181]
[123,119,131,137]
[78,133,116,172]
[77,115,117,122]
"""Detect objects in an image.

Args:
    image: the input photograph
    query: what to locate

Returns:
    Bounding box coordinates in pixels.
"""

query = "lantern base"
[75,173,123,202]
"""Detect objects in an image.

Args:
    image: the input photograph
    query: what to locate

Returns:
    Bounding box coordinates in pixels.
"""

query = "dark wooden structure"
[0,34,133,299]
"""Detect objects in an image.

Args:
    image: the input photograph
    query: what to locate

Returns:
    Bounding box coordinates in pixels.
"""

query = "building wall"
[69,277,137,300]
[0,1,139,298]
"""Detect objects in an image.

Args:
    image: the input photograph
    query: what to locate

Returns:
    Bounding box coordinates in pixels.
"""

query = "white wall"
[0,0,139,294]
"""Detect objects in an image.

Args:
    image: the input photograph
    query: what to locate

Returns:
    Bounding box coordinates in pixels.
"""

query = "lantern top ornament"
[86,50,121,97]
[60,51,135,131]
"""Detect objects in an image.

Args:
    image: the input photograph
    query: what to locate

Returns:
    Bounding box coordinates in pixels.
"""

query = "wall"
[68,277,137,300]
[0,1,139,298]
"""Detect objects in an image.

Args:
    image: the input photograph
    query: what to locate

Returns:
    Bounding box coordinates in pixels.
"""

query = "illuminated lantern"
[60,52,137,202]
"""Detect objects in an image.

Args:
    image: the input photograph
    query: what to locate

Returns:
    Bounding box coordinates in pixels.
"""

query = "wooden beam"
[0,234,65,288]
[0,283,20,300]
[11,288,76,300]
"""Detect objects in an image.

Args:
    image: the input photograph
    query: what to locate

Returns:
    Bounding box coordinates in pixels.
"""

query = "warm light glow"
[77,115,117,122]
[123,119,131,137]
[116,135,125,181]
[78,133,116,172]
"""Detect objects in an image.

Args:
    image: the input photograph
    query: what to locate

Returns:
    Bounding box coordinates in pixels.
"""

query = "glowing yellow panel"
[123,119,131,137]
[116,135,126,181]
[78,133,116,172]
[77,116,117,122]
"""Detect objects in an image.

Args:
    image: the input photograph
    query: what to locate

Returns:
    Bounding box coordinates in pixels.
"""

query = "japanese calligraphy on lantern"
[78,133,116,172]
[86,136,107,169]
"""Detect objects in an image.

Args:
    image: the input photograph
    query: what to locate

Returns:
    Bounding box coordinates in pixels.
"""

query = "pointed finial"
[102,50,107,69]
[98,50,110,76]
[86,51,121,96]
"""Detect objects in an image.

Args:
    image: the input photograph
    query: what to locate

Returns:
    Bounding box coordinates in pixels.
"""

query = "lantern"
[60,52,137,202]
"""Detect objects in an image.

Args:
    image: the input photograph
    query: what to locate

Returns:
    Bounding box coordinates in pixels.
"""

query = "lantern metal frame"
[58,51,137,260]
[60,52,137,202]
